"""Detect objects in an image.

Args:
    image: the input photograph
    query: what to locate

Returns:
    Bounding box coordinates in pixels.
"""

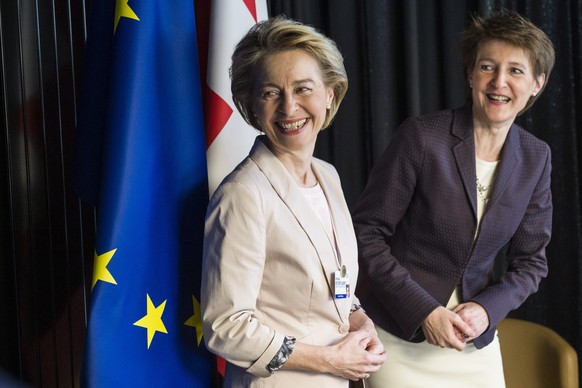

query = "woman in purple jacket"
[353,10,555,387]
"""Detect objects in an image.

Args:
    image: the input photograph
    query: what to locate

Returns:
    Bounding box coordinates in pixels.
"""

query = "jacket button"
[338,323,349,334]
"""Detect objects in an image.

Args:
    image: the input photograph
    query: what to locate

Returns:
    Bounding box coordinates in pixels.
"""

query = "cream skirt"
[366,289,505,388]
[365,325,505,388]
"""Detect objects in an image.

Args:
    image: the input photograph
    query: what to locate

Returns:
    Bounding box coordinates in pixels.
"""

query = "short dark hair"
[460,10,555,114]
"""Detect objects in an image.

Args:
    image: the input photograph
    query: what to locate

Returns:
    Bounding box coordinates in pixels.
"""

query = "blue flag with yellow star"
[77,0,213,386]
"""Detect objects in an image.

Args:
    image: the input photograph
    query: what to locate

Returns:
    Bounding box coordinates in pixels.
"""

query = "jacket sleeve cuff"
[246,331,287,377]
[266,336,296,373]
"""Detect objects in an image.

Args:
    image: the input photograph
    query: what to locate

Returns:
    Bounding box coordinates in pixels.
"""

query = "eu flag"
[76,1,213,386]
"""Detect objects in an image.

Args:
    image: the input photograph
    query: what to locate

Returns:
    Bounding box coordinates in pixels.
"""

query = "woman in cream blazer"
[203,137,378,386]
[201,17,385,387]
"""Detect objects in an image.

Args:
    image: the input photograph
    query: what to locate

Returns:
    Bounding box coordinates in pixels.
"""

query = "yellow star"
[184,295,204,346]
[133,294,168,349]
[114,0,140,34]
[92,248,118,290]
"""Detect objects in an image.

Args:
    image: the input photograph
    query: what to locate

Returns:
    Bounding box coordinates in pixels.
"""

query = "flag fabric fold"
[203,0,269,195]
[195,0,268,377]
[77,1,213,386]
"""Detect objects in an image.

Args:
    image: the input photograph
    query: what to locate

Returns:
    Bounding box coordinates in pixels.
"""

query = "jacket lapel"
[249,137,345,321]
[312,163,350,272]
[488,123,519,206]
[450,107,520,219]
[451,107,478,218]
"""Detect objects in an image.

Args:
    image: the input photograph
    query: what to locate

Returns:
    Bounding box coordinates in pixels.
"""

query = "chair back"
[498,318,578,388]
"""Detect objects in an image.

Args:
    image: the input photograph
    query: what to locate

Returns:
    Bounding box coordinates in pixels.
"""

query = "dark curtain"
[269,0,582,377]
[0,0,92,386]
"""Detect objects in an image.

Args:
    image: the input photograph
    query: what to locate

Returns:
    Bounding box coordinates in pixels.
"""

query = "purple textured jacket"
[352,105,552,349]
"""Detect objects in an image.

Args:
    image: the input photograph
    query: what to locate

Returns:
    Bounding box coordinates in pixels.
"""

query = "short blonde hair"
[230,16,348,130]
[460,10,555,115]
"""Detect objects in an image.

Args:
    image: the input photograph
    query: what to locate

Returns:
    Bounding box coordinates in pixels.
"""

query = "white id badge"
[334,265,350,299]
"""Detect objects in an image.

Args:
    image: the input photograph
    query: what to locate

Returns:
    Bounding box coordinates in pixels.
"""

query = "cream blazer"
[201,136,359,387]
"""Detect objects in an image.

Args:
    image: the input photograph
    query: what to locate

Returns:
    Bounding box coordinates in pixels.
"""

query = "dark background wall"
[1,0,95,387]
[1,0,580,387]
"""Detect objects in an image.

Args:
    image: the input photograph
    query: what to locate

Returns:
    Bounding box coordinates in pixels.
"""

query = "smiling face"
[251,49,334,159]
[469,39,545,130]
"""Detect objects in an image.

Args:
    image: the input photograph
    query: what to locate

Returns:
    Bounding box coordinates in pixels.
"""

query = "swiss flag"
[195,0,269,378]
[198,0,269,196]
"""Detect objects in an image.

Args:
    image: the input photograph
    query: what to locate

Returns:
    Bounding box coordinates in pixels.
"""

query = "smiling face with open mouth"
[251,49,333,160]
[469,39,545,131]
